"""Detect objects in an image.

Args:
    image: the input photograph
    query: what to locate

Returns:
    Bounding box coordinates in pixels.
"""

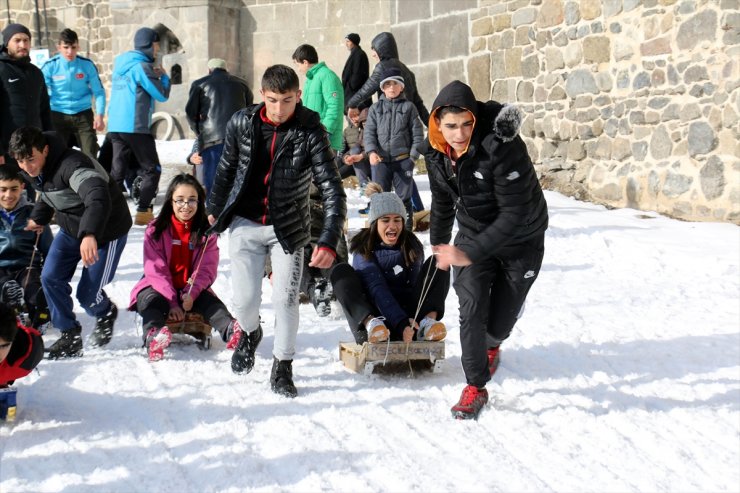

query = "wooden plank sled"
[165,313,213,349]
[339,341,445,375]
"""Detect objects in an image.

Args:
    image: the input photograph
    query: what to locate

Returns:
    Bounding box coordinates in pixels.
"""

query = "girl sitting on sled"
[129,174,242,361]
[330,191,450,344]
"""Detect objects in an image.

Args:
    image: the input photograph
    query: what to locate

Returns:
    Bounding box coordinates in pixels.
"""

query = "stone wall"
[4,0,739,222]
[393,0,739,223]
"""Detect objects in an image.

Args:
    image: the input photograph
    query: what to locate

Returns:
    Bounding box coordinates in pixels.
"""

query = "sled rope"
[181,234,212,332]
[22,232,42,290]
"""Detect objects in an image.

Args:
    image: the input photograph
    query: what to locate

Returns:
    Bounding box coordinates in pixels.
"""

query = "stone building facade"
[3,0,739,222]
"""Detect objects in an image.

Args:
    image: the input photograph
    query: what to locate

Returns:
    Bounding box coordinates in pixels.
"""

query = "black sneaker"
[131,175,143,205]
[231,326,263,374]
[311,279,332,317]
[89,303,117,348]
[0,280,24,310]
[270,357,297,398]
[47,326,83,359]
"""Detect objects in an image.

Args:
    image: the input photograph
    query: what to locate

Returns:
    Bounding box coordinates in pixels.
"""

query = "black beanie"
[2,23,31,46]
[134,27,159,50]
[345,33,360,46]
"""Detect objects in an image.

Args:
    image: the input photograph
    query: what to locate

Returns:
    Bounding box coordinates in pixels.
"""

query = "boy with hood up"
[424,80,548,420]
[107,27,171,226]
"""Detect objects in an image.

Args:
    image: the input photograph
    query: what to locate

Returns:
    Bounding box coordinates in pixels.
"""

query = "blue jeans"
[201,143,224,201]
[41,229,128,331]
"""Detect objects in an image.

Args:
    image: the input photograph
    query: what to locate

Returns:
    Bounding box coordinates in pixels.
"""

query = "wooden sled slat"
[339,341,445,375]
[166,313,212,349]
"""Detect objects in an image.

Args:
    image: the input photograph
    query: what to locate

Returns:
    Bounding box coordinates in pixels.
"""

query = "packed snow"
[1,140,738,493]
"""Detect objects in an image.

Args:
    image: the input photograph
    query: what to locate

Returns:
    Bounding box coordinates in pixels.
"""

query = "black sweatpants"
[109,132,161,210]
[330,256,450,343]
[135,286,234,342]
[454,233,545,388]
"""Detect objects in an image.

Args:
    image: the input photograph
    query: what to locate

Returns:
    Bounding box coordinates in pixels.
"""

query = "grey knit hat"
[369,192,407,224]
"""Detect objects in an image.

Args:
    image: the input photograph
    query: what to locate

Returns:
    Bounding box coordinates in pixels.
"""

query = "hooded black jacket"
[185,68,254,149]
[24,132,132,244]
[423,81,548,263]
[0,51,52,156]
[207,103,346,254]
[346,32,430,125]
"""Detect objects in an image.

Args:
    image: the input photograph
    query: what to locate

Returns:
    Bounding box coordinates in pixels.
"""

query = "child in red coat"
[0,301,43,388]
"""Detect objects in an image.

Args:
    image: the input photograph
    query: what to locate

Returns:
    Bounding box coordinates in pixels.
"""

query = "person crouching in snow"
[0,301,44,388]
[425,80,548,420]
[129,174,242,361]
[330,192,450,345]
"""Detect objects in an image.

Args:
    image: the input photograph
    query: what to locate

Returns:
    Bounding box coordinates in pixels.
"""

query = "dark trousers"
[51,109,99,158]
[109,132,161,210]
[42,229,127,331]
[330,256,450,343]
[200,143,223,201]
[135,286,235,342]
[0,267,48,327]
[454,234,545,388]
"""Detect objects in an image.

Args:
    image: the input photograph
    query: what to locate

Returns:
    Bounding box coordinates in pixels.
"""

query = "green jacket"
[303,62,344,151]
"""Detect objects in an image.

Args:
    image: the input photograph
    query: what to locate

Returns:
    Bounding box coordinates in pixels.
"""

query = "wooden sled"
[339,341,445,376]
[165,312,213,350]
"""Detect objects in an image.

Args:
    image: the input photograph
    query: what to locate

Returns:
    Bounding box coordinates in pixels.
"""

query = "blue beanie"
[134,27,159,50]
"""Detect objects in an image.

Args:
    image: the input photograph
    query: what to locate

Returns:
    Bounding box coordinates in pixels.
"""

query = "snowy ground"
[1,140,738,492]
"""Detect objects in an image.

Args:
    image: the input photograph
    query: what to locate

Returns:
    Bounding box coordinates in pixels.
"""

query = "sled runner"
[165,313,213,349]
[339,341,445,376]
[0,386,17,422]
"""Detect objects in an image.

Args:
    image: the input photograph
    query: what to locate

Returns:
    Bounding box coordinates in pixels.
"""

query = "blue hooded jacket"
[107,50,170,134]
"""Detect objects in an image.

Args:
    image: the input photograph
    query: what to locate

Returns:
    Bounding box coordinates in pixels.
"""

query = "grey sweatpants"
[228,216,304,361]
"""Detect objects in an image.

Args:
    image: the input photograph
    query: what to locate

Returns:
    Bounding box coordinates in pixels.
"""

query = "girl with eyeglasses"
[128,174,243,361]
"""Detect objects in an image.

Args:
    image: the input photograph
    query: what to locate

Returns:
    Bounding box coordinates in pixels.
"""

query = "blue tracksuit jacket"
[41,55,106,116]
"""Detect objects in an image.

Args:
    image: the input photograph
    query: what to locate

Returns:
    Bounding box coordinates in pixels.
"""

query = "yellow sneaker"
[366,317,389,343]
[418,317,446,341]
[134,208,154,226]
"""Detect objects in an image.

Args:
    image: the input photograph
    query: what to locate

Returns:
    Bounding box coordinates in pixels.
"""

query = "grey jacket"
[364,95,424,162]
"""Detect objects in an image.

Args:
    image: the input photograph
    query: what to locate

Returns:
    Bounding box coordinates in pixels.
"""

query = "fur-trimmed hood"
[428,80,523,157]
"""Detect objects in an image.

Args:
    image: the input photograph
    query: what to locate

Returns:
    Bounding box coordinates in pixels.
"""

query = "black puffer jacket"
[25,132,132,244]
[424,81,548,263]
[207,103,346,254]
[0,51,52,156]
[185,68,254,149]
[346,32,430,125]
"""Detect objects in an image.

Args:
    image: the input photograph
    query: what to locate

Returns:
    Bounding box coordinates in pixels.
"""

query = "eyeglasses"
[173,199,198,208]
[0,342,11,350]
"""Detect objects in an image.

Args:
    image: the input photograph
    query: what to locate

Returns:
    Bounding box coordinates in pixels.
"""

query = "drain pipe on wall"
[33,0,43,48]
[5,0,10,25]
[42,0,50,50]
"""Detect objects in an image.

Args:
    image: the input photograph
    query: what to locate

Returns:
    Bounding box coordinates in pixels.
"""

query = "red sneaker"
[148,327,172,362]
[226,321,243,350]
[487,347,500,376]
[451,385,488,420]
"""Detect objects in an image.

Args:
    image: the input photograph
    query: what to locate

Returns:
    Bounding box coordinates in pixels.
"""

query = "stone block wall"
[392,0,739,223]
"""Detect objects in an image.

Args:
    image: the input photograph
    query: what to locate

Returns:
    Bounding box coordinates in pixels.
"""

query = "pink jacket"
[129,223,220,310]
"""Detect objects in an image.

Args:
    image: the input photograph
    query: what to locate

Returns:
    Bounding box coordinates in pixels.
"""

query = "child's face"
[350,112,361,126]
[0,179,24,211]
[15,145,48,177]
[171,184,199,223]
[381,80,403,100]
[437,111,475,156]
[376,214,404,246]
[0,337,11,364]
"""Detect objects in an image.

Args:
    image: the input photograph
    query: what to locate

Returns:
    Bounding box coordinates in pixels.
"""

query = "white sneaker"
[366,317,389,343]
[418,317,446,341]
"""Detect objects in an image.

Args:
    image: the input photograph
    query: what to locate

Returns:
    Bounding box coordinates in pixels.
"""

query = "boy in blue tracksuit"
[107,27,170,226]
[41,29,106,158]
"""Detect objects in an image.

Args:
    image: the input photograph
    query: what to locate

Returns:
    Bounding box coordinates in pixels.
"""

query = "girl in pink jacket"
[129,174,241,361]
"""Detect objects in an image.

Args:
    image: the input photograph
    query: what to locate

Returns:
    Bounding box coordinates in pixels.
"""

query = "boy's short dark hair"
[261,65,300,94]
[59,28,78,45]
[0,165,25,183]
[8,127,46,161]
[0,301,19,343]
[291,44,319,65]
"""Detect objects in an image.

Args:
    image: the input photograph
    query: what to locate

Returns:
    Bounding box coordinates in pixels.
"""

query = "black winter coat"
[207,103,346,254]
[0,51,52,156]
[346,32,430,125]
[185,69,254,149]
[341,46,371,112]
[25,132,132,244]
[424,81,548,263]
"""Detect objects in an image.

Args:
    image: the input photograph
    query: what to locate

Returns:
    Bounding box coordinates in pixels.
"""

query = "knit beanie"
[379,67,405,90]
[2,23,31,46]
[345,33,360,45]
[134,27,159,49]
[369,192,407,224]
